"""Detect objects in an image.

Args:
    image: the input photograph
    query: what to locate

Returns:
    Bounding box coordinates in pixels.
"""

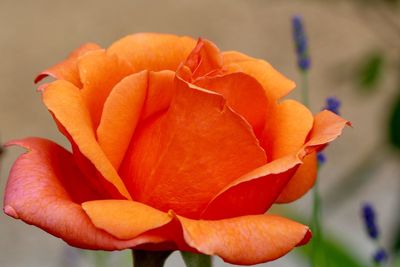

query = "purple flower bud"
[292,15,311,71]
[362,203,379,239]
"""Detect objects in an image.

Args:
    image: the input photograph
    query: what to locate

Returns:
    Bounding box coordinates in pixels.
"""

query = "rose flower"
[3,33,348,265]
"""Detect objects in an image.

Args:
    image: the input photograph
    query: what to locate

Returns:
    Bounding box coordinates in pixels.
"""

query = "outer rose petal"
[80,199,310,265]
[120,78,268,218]
[78,50,134,127]
[224,59,295,100]
[276,152,318,203]
[42,80,131,200]
[82,200,173,240]
[202,110,349,219]
[177,214,311,265]
[35,43,101,87]
[2,138,145,250]
[108,33,197,72]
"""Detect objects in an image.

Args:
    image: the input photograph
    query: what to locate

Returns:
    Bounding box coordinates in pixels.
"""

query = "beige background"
[1,0,399,266]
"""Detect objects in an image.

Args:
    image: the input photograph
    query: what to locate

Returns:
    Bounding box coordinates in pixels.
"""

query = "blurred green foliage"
[356,52,385,93]
[298,236,366,267]
[389,93,400,149]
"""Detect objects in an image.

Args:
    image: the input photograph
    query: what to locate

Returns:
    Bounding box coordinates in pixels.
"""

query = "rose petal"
[224,59,295,100]
[222,51,253,64]
[120,78,268,218]
[181,38,223,80]
[78,50,134,127]
[195,72,269,137]
[305,110,352,149]
[276,152,318,203]
[140,70,176,121]
[261,99,314,160]
[202,110,349,219]
[97,71,148,169]
[42,80,131,200]
[275,111,350,203]
[82,200,173,240]
[108,33,197,72]
[177,214,311,265]
[2,138,136,250]
[35,43,101,87]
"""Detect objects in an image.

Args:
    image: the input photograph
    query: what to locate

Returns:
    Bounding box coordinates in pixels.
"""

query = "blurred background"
[0,0,399,266]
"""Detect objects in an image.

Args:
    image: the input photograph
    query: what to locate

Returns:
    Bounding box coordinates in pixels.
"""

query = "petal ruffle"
[120,78,267,218]
[177,214,311,265]
[42,80,131,200]
[35,43,101,87]
[3,138,136,250]
[195,72,268,137]
[202,110,349,219]
[108,33,197,72]
[181,38,223,80]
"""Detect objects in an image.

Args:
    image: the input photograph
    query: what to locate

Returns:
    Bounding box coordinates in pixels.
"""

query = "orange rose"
[3,33,348,265]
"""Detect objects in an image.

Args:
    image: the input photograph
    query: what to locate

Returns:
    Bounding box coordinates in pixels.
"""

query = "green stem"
[132,250,172,267]
[300,70,324,267]
[301,70,310,108]
[311,178,324,267]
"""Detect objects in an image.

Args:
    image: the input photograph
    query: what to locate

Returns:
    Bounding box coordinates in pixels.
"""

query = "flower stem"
[301,70,309,108]
[300,70,325,267]
[132,250,172,267]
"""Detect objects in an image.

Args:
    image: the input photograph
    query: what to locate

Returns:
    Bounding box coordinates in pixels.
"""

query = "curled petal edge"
[81,199,311,265]
[201,110,350,219]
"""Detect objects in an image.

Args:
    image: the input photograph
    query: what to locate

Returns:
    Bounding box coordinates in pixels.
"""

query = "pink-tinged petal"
[224,59,295,100]
[35,43,101,87]
[97,71,148,169]
[78,50,134,128]
[202,111,349,219]
[3,138,127,249]
[176,214,311,265]
[108,33,197,72]
[261,100,314,160]
[120,78,267,218]
[42,80,131,200]
[195,72,269,137]
[82,200,173,240]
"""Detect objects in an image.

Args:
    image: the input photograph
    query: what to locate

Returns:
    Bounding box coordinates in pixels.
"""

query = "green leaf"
[357,52,384,93]
[181,252,212,267]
